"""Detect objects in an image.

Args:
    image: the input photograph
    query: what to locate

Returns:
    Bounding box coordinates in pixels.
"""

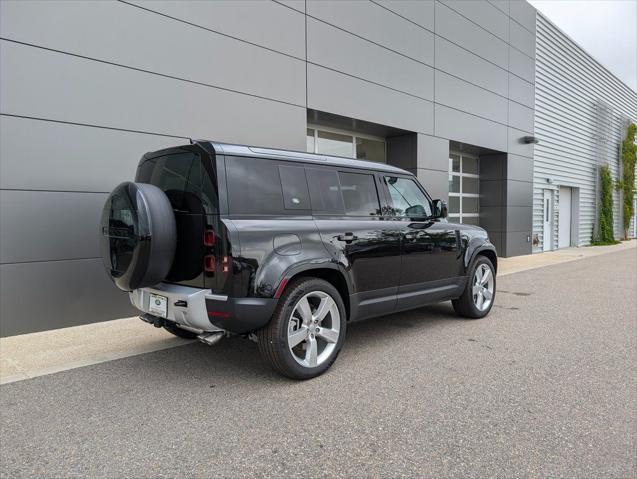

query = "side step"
[198,332,225,346]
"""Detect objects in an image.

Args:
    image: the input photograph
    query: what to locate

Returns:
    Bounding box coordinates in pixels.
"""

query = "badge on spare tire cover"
[99,182,177,292]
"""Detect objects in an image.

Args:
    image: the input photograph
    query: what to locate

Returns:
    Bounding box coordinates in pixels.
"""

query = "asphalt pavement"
[1,249,636,478]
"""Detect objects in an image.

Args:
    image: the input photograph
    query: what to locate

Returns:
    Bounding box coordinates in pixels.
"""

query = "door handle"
[337,232,358,243]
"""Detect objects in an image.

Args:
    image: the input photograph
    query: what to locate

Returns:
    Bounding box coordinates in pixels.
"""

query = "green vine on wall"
[616,123,636,240]
[593,164,619,245]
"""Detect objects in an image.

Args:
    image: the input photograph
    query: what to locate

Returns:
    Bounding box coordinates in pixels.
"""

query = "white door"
[558,187,572,248]
[543,189,553,251]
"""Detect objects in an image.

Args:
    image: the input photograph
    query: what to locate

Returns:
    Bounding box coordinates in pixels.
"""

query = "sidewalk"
[1,241,635,385]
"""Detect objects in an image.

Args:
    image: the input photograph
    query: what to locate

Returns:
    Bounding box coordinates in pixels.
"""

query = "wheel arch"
[277,266,352,321]
[465,239,498,274]
[476,249,498,274]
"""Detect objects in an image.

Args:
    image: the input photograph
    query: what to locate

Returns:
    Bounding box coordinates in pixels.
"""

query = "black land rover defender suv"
[100,141,497,379]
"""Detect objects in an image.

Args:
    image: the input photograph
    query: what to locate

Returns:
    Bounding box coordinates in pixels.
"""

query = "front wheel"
[258,278,346,379]
[452,255,496,319]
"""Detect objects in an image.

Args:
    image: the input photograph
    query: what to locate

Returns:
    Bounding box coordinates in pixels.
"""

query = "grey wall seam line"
[433,0,436,131]
[437,0,537,62]
[118,0,305,63]
[0,188,110,194]
[0,113,189,141]
[303,13,434,68]
[271,0,304,15]
[437,36,536,85]
[305,0,308,111]
[0,38,306,110]
[438,0,511,44]
[487,0,508,17]
[508,14,536,37]
[369,0,435,35]
[1,257,101,266]
[307,62,432,101]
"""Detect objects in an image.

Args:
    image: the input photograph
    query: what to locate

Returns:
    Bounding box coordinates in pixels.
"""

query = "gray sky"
[528,0,637,91]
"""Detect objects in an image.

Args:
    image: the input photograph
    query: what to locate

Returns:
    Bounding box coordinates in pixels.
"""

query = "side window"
[226,156,284,215]
[306,168,345,214]
[384,176,432,218]
[338,172,381,216]
[279,165,311,210]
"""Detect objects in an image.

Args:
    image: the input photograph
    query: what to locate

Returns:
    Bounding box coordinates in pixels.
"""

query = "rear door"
[309,167,402,319]
[136,145,222,290]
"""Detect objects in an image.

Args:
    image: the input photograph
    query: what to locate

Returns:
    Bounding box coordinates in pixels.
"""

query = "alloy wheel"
[472,263,494,311]
[287,291,341,368]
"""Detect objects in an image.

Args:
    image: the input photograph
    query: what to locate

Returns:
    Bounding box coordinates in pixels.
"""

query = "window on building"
[307,126,385,163]
[448,152,480,224]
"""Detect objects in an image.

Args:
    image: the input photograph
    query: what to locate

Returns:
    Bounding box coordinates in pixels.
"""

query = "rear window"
[136,151,218,215]
[226,156,285,215]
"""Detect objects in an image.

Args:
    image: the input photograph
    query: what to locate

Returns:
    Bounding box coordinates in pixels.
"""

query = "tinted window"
[279,165,311,210]
[384,176,432,218]
[338,172,380,216]
[226,156,284,215]
[137,152,217,215]
[306,168,344,214]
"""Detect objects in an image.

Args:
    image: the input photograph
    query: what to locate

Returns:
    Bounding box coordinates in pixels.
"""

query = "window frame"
[448,152,480,223]
[307,125,386,163]
[377,173,433,220]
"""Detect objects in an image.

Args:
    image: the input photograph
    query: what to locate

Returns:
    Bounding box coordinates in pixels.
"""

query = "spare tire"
[100,182,176,291]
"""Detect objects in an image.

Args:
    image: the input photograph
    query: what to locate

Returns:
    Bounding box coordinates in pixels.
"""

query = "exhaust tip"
[198,332,225,346]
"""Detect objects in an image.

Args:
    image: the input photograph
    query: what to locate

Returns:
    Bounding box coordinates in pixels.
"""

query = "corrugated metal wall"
[533,13,637,251]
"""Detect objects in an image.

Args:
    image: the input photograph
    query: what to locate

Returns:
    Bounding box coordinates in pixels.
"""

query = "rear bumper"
[129,283,276,334]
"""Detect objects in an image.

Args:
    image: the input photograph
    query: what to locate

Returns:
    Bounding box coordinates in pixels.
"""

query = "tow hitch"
[140,313,165,328]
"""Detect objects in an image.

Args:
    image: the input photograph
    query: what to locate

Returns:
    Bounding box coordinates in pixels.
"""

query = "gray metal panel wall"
[533,13,637,251]
[1,0,541,335]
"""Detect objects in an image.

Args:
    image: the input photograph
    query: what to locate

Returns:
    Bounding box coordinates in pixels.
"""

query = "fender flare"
[273,260,353,299]
[464,239,498,273]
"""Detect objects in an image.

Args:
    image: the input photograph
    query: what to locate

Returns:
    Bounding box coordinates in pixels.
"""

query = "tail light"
[204,230,216,247]
[222,256,229,273]
[204,255,216,272]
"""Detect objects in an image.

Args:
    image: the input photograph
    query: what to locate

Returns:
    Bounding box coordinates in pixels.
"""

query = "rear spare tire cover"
[100,182,176,291]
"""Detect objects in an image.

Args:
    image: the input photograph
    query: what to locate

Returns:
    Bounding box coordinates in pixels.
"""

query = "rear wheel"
[452,255,496,319]
[258,278,346,379]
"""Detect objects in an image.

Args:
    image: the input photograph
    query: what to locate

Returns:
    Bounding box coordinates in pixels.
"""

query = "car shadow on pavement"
[124,301,465,385]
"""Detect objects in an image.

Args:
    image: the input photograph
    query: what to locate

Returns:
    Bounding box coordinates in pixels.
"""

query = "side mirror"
[405,204,427,218]
[432,199,448,219]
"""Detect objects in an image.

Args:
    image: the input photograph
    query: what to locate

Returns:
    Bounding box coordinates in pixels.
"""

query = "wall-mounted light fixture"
[522,135,540,144]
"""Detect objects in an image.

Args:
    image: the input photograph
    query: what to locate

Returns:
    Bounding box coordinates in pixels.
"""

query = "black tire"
[257,278,347,380]
[163,322,198,339]
[100,182,176,291]
[452,255,496,319]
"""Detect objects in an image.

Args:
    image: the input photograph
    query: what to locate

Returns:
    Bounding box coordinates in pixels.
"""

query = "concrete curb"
[1,241,635,385]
